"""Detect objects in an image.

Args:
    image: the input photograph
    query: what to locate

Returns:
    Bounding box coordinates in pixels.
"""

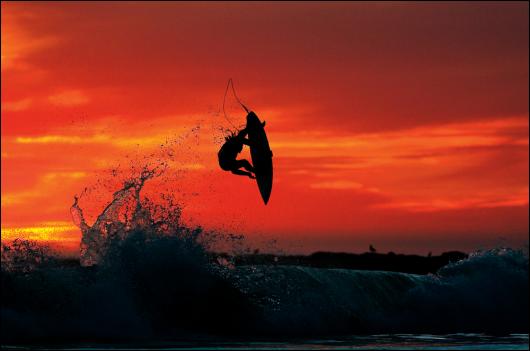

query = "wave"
[2,237,527,343]
[228,248,528,336]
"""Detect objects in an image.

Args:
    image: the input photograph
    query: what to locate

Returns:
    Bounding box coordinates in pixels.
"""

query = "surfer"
[219,78,273,203]
[218,125,256,179]
[218,112,270,179]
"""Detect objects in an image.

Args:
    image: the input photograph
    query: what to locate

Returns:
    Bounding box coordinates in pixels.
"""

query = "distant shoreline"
[221,251,468,275]
[51,250,469,275]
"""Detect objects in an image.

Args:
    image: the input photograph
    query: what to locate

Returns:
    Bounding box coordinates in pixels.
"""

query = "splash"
[71,166,160,266]
[1,239,57,273]
[70,124,202,266]
[69,124,250,266]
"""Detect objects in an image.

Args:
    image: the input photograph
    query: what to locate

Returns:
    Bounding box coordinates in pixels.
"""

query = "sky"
[1,1,528,255]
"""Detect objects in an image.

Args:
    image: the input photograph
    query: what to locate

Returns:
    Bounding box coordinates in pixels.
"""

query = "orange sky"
[1,2,528,255]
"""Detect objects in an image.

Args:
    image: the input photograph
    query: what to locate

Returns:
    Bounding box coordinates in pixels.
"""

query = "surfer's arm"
[237,128,249,139]
[236,128,252,146]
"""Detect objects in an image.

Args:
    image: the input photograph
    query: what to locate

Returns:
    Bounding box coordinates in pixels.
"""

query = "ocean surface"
[2,334,529,350]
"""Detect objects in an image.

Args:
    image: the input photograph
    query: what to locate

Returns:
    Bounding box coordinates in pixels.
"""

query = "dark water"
[2,334,529,350]
[2,236,528,344]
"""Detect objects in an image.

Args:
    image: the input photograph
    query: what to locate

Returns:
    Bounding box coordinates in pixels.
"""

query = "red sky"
[1,1,528,255]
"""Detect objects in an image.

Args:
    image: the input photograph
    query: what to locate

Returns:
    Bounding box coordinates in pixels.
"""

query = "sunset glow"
[1,2,528,255]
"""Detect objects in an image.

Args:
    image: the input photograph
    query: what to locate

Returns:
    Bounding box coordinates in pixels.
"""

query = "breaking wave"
[228,247,528,335]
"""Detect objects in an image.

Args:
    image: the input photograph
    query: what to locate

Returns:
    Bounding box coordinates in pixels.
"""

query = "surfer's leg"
[231,169,255,179]
[236,159,254,173]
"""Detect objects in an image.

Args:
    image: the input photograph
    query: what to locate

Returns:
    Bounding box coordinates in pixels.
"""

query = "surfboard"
[247,112,273,204]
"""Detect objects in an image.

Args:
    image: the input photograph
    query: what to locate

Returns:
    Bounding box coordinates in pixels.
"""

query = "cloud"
[376,188,529,212]
[1,171,88,208]
[4,2,527,133]
[310,180,381,194]
[1,221,78,242]
[311,180,364,189]
[15,135,110,144]
[13,133,189,148]
[1,4,61,71]
[273,117,528,166]
[48,90,89,106]
[1,98,32,111]
[42,171,87,180]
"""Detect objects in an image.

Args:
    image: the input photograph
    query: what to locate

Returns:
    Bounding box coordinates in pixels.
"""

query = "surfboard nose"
[246,111,258,121]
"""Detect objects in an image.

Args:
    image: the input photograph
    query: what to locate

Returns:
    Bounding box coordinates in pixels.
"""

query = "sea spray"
[71,167,163,266]
[1,239,57,273]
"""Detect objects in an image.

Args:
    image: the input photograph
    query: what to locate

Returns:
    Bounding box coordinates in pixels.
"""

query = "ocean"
[2,334,529,350]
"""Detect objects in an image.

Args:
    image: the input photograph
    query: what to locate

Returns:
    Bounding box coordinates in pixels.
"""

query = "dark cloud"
[4,2,528,132]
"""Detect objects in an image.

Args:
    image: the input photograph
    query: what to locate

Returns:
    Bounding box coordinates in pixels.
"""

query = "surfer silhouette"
[218,124,256,179]
[220,79,274,203]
